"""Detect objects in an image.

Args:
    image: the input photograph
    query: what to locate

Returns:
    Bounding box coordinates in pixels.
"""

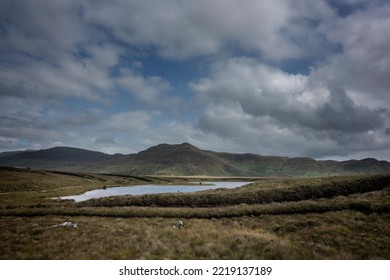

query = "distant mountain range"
[1,143,390,176]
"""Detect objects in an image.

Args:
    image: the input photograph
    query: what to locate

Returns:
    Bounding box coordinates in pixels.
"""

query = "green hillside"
[1,143,390,176]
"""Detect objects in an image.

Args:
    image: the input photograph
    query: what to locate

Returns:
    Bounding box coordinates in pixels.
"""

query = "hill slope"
[83,143,245,176]
[1,143,390,176]
[0,146,123,170]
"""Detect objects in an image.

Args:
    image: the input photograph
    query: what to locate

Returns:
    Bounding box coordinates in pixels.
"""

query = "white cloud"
[107,111,154,131]
[190,56,389,158]
[0,0,90,60]
[95,136,117,145]
[313,3,390,105]
[135,120,241,154]
[87,44,121,68]
[115,70,171,103]
[84,0,333,60]
[0,52,114,102]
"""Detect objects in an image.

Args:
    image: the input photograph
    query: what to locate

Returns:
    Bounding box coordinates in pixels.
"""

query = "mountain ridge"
[1,143,390,176]
[0,146,123,170]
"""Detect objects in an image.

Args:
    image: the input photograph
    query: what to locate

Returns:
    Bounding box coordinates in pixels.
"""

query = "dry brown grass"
[1,168,389,259]
[0,211,389,260]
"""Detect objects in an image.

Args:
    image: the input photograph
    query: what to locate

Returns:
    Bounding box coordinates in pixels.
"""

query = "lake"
[60,181,251,202]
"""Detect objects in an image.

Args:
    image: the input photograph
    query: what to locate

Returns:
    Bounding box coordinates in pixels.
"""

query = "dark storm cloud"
[315,87,384,132]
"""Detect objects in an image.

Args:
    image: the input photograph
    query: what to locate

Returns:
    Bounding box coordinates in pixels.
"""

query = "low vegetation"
[77,175,390,208]
[0,167,389,259]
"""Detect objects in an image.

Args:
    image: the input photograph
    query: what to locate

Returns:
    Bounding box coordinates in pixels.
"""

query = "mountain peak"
[139,142,198,154]
[1,144,390,176]
[179,142,194,147]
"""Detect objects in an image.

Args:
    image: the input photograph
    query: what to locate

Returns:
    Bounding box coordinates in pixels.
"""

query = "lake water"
[60,181,251,202]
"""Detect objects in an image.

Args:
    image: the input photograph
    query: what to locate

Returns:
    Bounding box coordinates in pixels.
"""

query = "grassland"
[0,167,389,259]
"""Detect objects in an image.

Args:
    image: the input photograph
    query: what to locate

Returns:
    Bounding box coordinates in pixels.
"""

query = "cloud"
[0,51,114,102]
[0,0,174,153]
[192,57,384,132]
[106,111,154,131]
[312,3,390,105]
[0,0,88,59]
[83,0,336,60]
[0,136,19,150]
[190,56,389,157]
[0,0,172,104]
[0,0,389,161]
[315,87,384,132]
[115,69,171,104]
[0,114,64,142]
[135,120,241,155]
[61,108,101,127]
[95,136,117,145]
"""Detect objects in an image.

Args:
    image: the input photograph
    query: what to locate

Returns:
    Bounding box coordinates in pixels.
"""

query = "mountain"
[0,146,124,170]
[84,143,245,175]
[1,143,390,176]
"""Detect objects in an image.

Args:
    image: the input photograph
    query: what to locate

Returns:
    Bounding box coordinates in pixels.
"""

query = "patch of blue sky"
[70,44,92,60]
[112,88,152,108]
[139,54,201,97]
[215,42,317,76]
[64,97,106,114]
[278,58,313,75]
[326,0,368,17]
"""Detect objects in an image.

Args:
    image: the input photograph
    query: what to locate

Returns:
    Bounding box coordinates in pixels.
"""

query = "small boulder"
[176,220,185,229]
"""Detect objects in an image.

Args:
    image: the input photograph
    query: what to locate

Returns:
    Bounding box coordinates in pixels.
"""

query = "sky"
[0,0,390,160]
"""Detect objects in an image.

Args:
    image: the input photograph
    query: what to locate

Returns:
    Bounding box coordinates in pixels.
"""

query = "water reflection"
[60,181,251,202]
